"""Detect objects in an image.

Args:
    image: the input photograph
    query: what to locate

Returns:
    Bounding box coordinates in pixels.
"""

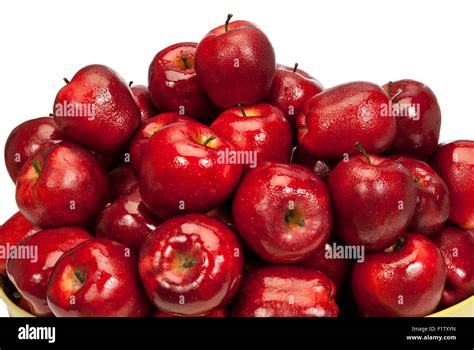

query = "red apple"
[151,308,228,318]
[148,42,216,123]
[47,238,150,317]
[4,117,63,183]
[0,212,40,275]
[232,162,332,263]
[391,156,449,235]
[195,15,276,109]
[291,146,333,182]
[96,185,162,252]
[15,141,111,228]
[210,103,292,171]
[232,265,338,317]
[299,239,353,293]
[129,83,157,122]
[431,226,474,307]
[266,63,323,133]
[129,112,192,176]
[328,146,416,251]
[430,140,474,229]
[6,227,91,316]
[352,233,446,317]
[53,64,140,153]
[383,80,441,159]
[139,213,243,315]
[108,163,138,200]
[297,81,396,160]
[140,120,242,218]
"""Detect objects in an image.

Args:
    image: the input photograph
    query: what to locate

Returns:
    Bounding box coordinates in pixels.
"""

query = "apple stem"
[63,78,70,84]
[182,258,196,269]
[285,212,305,227]
[203,136,216,146]
[354,141,371,164]
[414,177,421,183]
[237,103,247,117]
[129,81,133,87]
[74,269,84,284]
[387,81,393,98]
[225,14,233,32]
[49,113,54,117]
[293,63,299,73]
[31,160,42,175]
[385,237,406,253]
[181,56,189,69]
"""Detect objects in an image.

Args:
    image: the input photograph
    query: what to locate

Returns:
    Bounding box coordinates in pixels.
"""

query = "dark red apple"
[108,163,138,200]
[266,63,323,133]
[53,64,140,153]
[431,226,474,307]
[430,140,474,229]
[6,227,91,316]
[299,239,353,292]
[383,80,441,159]
[352,233,446,317]
[4,117,63,183]
[0,212,40,275]
[232,162,332,263]
[15,141,111,228]
[328,146,416,251]
[129,112,192,176]
[151,308,228,318]
[129,82,157,122]
[210,103,292,171]
[96,185,162,252]
[391,156,449,235]
[195,15,276,109]
[140,120,242,218]
[148,42,216,123]
[232,265,338,317]
[139,214,243,315]
[47,238,150,317]
[297,81,396,160]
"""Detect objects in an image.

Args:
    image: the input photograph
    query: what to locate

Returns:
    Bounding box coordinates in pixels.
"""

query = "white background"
[0,0,473,316]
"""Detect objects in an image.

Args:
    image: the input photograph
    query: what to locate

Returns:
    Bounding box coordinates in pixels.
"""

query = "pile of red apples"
[1,15,473,318]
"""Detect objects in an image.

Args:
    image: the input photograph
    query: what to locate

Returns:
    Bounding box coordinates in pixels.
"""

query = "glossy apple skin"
[96,185,162,252]
[129,113,192,176]
[210,103,292,171]
[291,146,333,182]
[352,233,446,317]
[299,240,352,292]
[140,121,242,218]
[130,84,157,122]
[232,162,332,263]
[151,308,228,318]
[383,80,441,159]
[53,64,140,153]
[297,82,395,160]
[195,20,276,109]
[391,156,449,235]
[108,163,138,200]
[430,140,474,229]
[6,227,91,316]
[148,42,216,123]
[328,154,416,251]
[431,226,474,307]
[15,141,111,228]
[47,239,150,317]
[0,212,41,275]
[266,64,323,133]
[4,117,63,183]
[139,214,243,315]
[232,265,338,317]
